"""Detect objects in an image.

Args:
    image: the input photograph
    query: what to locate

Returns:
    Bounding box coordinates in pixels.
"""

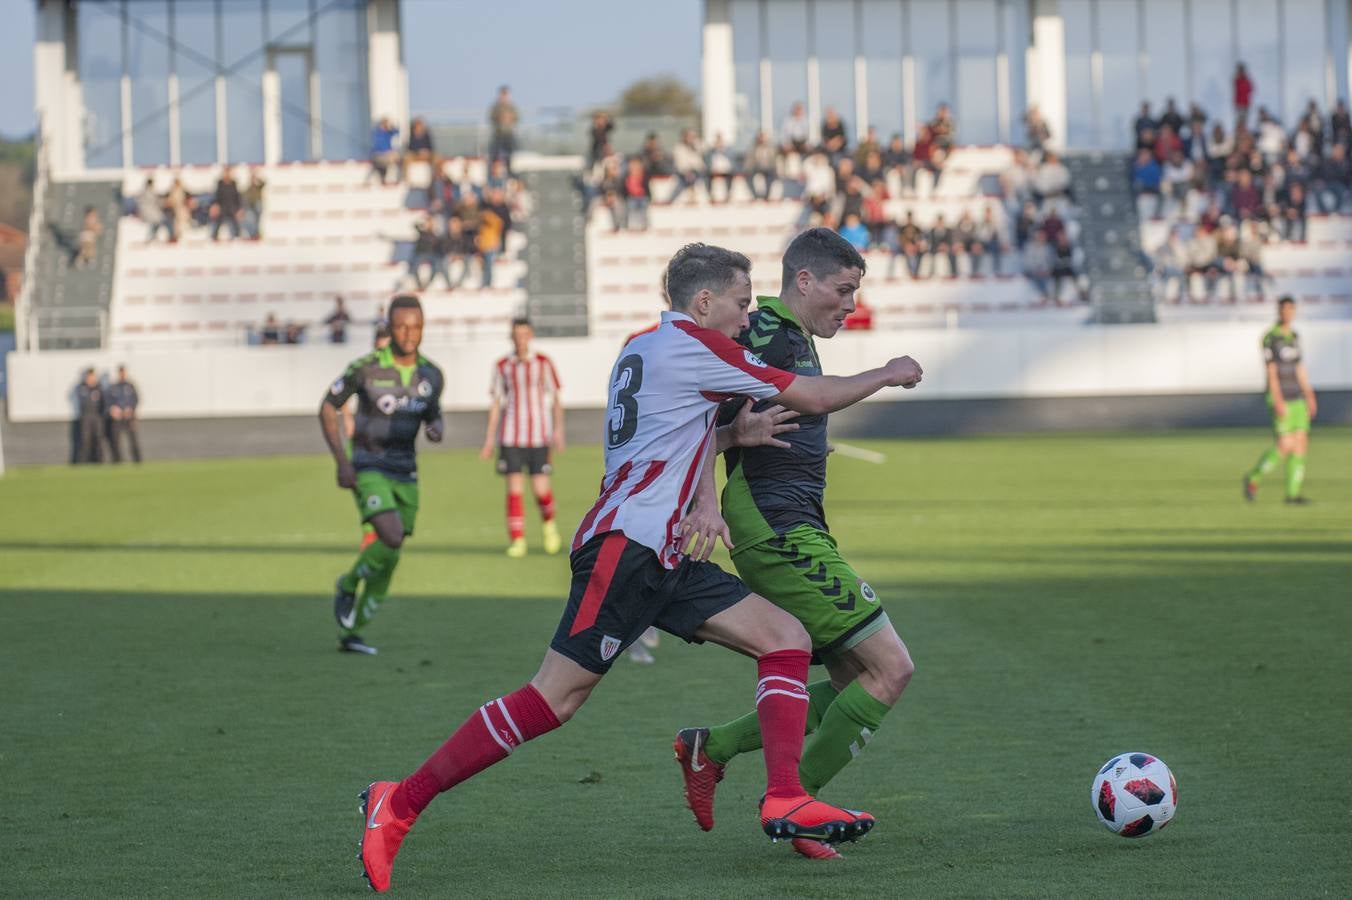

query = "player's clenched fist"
[883,356,923,389]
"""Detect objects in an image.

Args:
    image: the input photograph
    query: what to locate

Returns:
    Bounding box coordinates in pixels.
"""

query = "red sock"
[392,683,560,819]
[536,491,556,523]
[507,493,525,540]
[755,649,811,799]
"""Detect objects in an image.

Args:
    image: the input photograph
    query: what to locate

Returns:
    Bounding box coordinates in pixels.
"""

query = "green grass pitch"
[3,429,1350,897]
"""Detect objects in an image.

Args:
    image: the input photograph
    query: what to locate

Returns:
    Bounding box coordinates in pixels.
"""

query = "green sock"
[1285,454,1306,499]
[1247,447,1281,483]
[342,541,401,632]
[704,680,839,766]
[799,681,892,795]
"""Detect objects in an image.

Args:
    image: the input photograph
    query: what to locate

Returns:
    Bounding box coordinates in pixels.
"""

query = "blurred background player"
[344,323,393,553]
[675,229,919,860]
[480,318,565,557]
[1244,296,1318,504]
[320,296,444,654]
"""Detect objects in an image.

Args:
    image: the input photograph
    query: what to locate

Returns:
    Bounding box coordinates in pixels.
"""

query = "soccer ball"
[1091,752,1177,837]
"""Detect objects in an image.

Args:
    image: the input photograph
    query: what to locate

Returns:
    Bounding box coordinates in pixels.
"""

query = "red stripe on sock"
[536,491,556,523]
[395,684,560,817]
[755,649,811,800]
[568,532,627,636]
[507,493,525,540]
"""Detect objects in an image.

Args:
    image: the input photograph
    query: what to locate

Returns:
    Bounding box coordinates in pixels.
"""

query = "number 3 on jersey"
[607,354,643,448]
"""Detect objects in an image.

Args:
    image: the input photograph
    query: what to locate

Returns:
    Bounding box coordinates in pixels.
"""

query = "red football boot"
[760,794,875,844]
[673,728,726,831]
[792,838,844,860]
[359,781,416,893]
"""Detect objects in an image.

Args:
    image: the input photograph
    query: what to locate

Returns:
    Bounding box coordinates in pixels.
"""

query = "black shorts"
[551,532,751,674]
[497,446,551,475]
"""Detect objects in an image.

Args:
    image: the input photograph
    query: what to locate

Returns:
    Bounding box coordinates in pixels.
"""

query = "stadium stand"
[109,157,528,347]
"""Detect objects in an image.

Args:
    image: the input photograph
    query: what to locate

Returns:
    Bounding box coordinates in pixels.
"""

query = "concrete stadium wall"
[8,321,1352,424]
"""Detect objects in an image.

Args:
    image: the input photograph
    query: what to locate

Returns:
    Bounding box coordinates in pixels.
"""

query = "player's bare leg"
[531,472,561,554]
[1286,430,1311,504]
[359,649,598,891]
[1245,431,1294,501]
[336,510,406,655]
[505,472,528,557]
[688,594,875,844]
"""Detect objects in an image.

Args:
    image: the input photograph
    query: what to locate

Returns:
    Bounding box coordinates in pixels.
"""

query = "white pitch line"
[831,442,887,464]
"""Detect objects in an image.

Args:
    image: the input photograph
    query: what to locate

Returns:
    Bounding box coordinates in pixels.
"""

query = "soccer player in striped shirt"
[480,318,566,556]
[355,244,923,891]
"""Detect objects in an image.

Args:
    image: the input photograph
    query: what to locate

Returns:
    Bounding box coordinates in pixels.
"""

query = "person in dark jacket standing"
[75,368,106,464]
[107,365,142,463]
[211,169,244,241]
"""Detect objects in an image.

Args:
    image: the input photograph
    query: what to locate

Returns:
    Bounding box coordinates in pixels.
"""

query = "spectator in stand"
[483,186,513,251]
[1280,182,1308,242]
[284,321,305,344]
[444,215,475,286]
[954,211,980,277]
[705,135,735,203]
[76,206,102,269]
[1051,232,1084,304]
[588,111,615,166]
[325,296,352,344]
[243,166,266,240]
[883,132,909,171]
[597,157,625,231]
[405,117,435,170]
[1152,228,1189,302]
[1158,99,1184,137]
[930,103,956,153]
[640,132,669,177]
[780,101,811,155]
[854,126,881,167]
[1022,229,1054,302]
[476,201,505,286]
[1234,63,1254,126]
[1132,147,1164,218]
[1314,143,1351,212]
[456,190,483,239]
[1215,221,1245,301]
[975,205,1006,276]
[1153,123,1184,162]
[1161,150,1195,208]
[136,178,174,243]
[210,169,243,241]
[1024,105,1052,153]
[862,179,889,248]
[409,215,452,290]
[1229,168,1263,220]
[166,176,192,240]
[1134,102,1156,147]
[260,313,282,345]
[838,212,869,252]
[622,157,651,230]
[1032,150,1072,205]
[74,368,105,463]
[928,212,958,278]
[1256,108,1285,162]
[1331,99,1351,148]
[820,107,849,160]
[1240,217,1270,298]
[1186,225,1222,301]
[488,85,519,169]
[669,129,707,204]
[369,116,400,184]
[106,365,141,464]
[895,210,927,279]
[746,130,778,200]
[858,148,886,185]
[1206,122,1233,180]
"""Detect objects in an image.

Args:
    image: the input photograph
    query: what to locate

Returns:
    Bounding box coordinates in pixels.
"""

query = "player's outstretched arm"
[318,401,357,488]
[773,356,923,416]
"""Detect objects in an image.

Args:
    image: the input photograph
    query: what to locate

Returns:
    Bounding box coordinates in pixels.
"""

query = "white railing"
[15,117,49,352]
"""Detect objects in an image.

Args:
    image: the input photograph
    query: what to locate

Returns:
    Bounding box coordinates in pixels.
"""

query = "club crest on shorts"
[599,635,621,661]
[329,377,345,395]
[366,495,381,509]
[859,581,878,603]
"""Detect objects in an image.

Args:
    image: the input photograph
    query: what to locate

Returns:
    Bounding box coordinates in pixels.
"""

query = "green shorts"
[731,524,890,663]
[1268,396,1310,435]
[352,470,419,535]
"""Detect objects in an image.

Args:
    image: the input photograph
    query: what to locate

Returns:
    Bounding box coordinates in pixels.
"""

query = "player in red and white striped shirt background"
[357,244,924,892]
[480,318,566,558]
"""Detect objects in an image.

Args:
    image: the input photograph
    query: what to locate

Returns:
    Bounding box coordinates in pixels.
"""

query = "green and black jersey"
[1261,325,1303,401]
[721,296,829,548]
[325,346,444,481]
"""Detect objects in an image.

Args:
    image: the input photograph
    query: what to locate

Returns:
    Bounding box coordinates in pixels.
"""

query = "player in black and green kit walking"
[320,295,445,654]
[1244,295,1318,505]
[674,228,921,859]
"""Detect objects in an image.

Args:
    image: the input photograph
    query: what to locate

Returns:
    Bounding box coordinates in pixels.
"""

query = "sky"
[0,0,702,140]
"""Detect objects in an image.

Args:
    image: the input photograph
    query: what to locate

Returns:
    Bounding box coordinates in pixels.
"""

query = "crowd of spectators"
[250,296,390,347]
[1130,64,1352,303]
[582,101,1085,304]
[130,166,266,244]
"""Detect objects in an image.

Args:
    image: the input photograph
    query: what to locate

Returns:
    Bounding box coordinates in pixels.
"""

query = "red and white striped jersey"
[572,310,797,567]
[491,353,562,448]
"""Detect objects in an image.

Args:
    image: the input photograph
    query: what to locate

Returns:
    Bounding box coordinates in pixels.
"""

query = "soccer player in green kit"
[674,228,919,859]
[1244,295,1318,504]
[321,295,445,654]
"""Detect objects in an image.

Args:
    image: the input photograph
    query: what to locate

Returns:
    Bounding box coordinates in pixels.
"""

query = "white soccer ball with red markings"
[1091,752,1177,837]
